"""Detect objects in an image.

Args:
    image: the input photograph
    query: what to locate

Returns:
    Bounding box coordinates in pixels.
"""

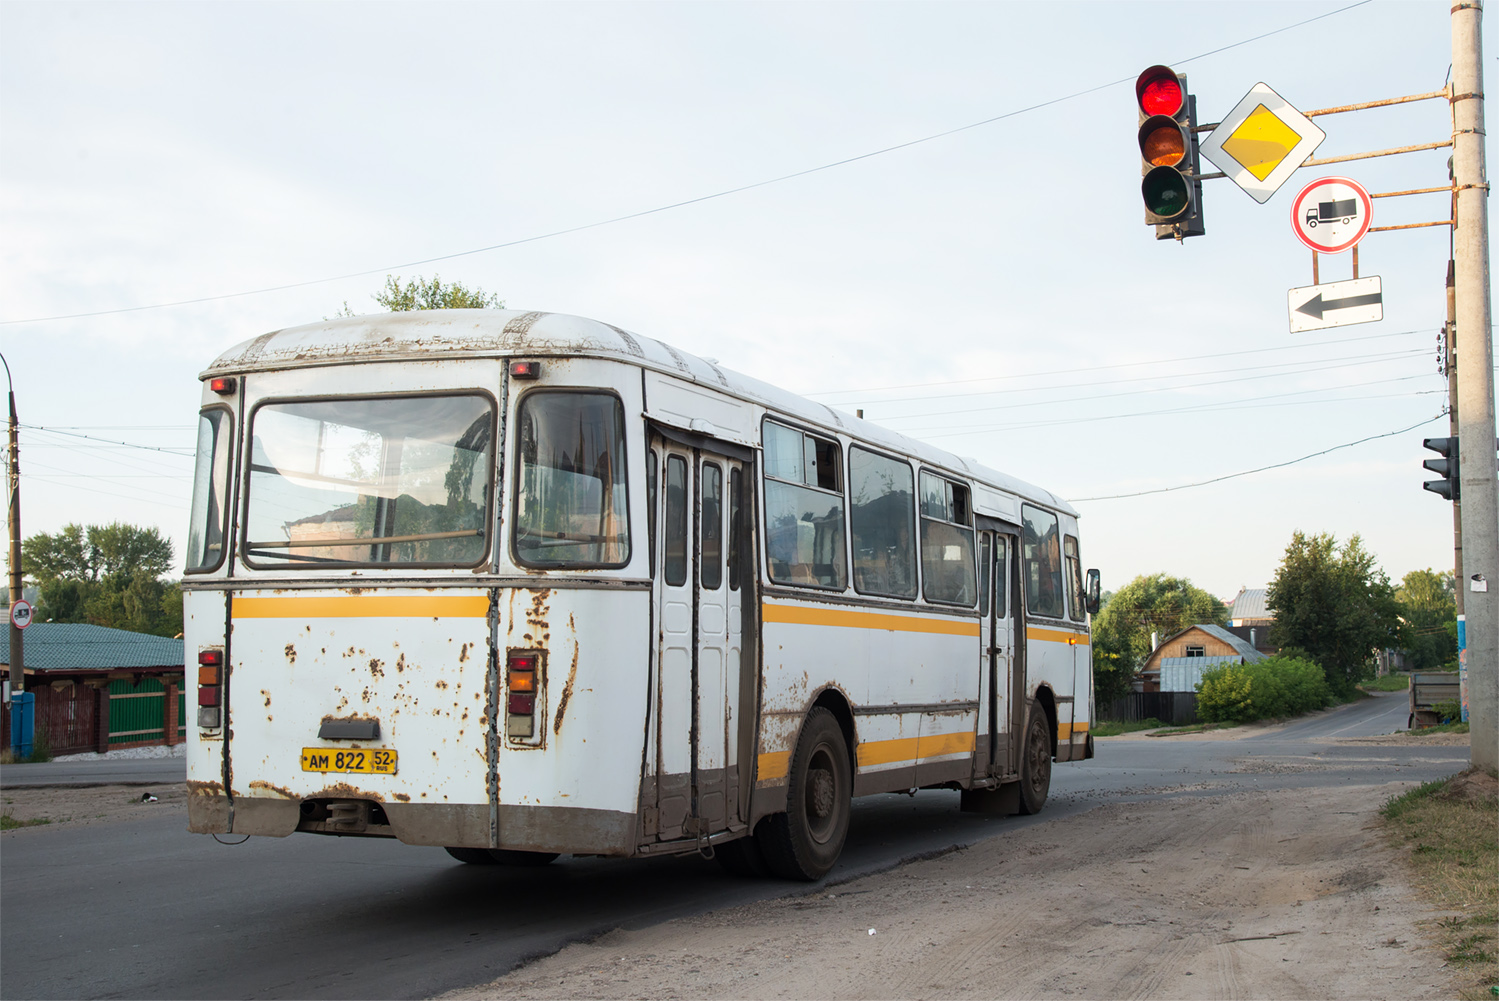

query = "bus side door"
[651,437,746,842]
[976,531,1017,779]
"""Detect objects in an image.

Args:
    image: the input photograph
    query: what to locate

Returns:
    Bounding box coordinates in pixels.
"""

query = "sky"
[0,0,1489,602]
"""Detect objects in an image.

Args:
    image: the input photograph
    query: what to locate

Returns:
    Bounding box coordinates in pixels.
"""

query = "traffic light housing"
[1422,436,1460,501]
[1136,65,1205,240]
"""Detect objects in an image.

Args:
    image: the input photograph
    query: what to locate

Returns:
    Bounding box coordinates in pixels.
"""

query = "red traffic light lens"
[1139,118,1186,167]
[1136,66,1183,116]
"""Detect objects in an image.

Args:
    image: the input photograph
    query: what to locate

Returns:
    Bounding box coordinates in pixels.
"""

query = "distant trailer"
[1306,199,1358,227]
[1409,671,1460,728]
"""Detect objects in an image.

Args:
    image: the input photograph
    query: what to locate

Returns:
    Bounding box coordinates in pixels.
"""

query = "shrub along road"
[0,693,1473,1000]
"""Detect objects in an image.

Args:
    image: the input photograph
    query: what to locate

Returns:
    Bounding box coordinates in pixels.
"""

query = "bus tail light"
[506,652,541,738]
[197,648,224,727]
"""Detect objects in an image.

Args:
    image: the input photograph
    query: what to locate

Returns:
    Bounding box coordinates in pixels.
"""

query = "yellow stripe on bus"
[757,751,791,782]
[1058,721,1090,738]
[856,730,976,767]
[762,603,980,637]
[232,595,490,619]
[1026,626,1087,645]
[758,730,976,781]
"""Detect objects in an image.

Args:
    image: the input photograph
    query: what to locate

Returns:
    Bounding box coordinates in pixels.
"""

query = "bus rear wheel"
[756,707,851,881]
[1017,704,1052,816]
[445,846,496,865]
[490,849,559,866]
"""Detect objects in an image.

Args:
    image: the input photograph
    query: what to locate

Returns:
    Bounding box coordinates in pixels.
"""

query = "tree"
[1266,531,1401,697]
[21,522,181,637]
[338,274,504,316]
[1395,568,1458,670]
[1090,573,1228,705]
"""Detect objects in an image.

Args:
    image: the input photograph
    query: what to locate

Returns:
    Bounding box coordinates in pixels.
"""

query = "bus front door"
[652,439,747,844]
[977,532,1017,778]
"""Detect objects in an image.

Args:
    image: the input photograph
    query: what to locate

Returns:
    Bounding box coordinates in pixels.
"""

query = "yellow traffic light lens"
[1140,123,1185,167]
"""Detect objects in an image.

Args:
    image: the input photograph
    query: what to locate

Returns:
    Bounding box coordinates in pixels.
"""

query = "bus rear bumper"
[188,793,636,855]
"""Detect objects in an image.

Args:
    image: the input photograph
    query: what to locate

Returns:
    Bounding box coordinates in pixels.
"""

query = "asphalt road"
[0,756,186,789]
[0,693,1470,1000]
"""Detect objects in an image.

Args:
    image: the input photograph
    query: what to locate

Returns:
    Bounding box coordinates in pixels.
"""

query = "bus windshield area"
[244,394,493,567]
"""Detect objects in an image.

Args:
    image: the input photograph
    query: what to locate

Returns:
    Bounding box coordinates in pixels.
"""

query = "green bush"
[1432,698,1464,724]
[1197,656,1332,723]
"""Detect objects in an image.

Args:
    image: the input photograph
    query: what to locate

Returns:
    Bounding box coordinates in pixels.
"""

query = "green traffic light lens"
[1142,166,1189,220]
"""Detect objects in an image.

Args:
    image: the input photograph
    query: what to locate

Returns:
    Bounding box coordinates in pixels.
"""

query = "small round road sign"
[10,599,33,630]
[1291,176,1372,254]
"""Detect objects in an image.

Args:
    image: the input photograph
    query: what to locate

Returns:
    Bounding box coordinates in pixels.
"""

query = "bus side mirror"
[1085,569,1101,615]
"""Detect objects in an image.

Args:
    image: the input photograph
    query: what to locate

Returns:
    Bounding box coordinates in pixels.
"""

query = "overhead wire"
[0,2,1372,327]
[1071,414,1444,502]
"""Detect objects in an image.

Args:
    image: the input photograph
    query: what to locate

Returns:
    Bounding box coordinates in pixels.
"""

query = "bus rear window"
[514,392,630,568]
[243,394,493,568]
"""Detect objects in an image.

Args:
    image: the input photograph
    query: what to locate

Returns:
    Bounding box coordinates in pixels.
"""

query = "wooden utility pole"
[4,353,23,755]
[1451,0,1497,772]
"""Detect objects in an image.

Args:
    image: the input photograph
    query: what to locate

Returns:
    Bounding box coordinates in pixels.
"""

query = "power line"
[1071,414,1443,502]
[21,425,195,456]
[0,2,1372,327]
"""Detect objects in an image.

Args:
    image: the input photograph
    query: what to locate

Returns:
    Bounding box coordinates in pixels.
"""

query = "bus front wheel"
[756,707,851,881]
[1017,704,1052,815]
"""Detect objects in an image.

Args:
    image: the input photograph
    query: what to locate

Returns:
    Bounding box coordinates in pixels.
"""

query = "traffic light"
[1136,65,1205,240]
[1422,437,1460,501]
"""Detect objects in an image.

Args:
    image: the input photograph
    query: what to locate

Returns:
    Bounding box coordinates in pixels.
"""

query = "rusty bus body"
[182,310,1098,879]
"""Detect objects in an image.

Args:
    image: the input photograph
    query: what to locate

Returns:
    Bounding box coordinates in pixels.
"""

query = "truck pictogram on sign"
[1306,199,1357,227]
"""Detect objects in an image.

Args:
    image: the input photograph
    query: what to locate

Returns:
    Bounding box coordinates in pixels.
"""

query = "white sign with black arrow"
[1287,276,1383,333]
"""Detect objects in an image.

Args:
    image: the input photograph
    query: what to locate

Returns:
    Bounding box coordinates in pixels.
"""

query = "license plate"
[300,747,398,774]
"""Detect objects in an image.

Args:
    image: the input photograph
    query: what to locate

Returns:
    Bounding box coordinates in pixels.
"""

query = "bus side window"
[978,533,991,617]
[1021,504,1063,618]
[1064,535,1086,623]
[917,471,976,606]
[849,446,916,599]
[701,463,723,590]
[995,536,1008,617]
[763,420,846,589]
[647,449,658,579]
[728,467,742,591]
[664,455,688,587]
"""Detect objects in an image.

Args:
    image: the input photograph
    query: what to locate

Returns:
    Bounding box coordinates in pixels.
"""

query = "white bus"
[183,309,1099,880]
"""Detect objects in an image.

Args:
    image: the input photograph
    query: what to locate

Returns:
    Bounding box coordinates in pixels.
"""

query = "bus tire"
[715,832,773,877]
[489,849,559,866]
[756,707,851,881]
[445,846,498,865]
[1017,705,1052,816]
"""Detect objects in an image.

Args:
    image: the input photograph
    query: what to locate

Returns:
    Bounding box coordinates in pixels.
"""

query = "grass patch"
[1380,769,1499,998]
[0,814,52,831]
[1361,673,1411,693]
[1406,722,1471,736]
[1091,718,1163,737]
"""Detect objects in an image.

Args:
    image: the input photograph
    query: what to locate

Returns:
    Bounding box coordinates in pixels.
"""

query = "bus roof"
[205,309,1077,517]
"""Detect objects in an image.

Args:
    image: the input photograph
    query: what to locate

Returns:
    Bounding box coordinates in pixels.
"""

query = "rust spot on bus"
[395,653,407,674]
[553,620,580,736]
[436,679,449,690]
[459,643,470,663]
[369,658,384,678]
[187,779,225,796]
[308,781,381,801]
[248,780,297,799]
[391,792,410,802]
[261,689,272,708]
[284,644,296,664]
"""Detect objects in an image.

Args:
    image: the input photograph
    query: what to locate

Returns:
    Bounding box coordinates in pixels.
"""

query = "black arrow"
[1296,290,1382,319]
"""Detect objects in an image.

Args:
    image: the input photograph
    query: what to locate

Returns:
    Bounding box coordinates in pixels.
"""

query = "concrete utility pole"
[5,360,20,695]
[1452,1,1498,772]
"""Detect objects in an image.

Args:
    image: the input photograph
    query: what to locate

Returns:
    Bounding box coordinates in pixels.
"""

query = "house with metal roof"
[1,624,186,756]
[1138,623,1268,694]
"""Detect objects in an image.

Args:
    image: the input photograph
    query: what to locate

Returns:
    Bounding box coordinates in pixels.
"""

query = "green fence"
[108,678,172,746]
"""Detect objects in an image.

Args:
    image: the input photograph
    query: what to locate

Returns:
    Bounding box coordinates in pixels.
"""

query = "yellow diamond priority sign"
[1200,83,1325,204]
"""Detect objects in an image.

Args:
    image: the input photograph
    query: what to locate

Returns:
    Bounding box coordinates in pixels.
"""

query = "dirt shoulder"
[444,782,1459,1001]
[1,783,185,831]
